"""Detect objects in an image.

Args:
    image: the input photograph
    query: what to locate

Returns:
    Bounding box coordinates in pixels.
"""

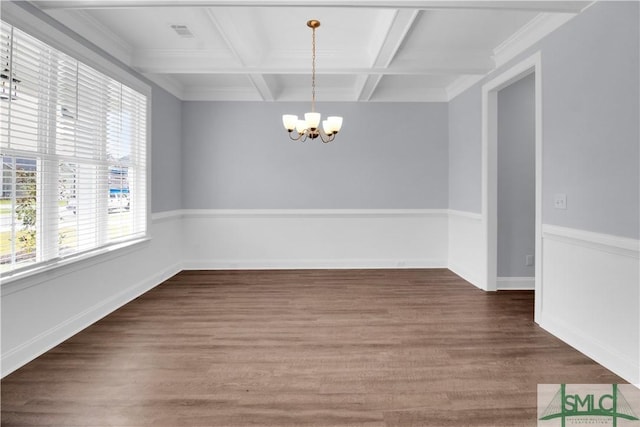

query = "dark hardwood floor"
[1,269,623,426]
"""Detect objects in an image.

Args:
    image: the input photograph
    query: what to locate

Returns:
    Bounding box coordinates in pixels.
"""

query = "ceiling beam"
[248,74,276,101]
[134,65,492,75]
[204,8,261,67]
[203,9,275,101]
[371,9,420,69]
[33,1,590,14]
[355,74,383,102]
[132,61,493,76]
[357,8,419,101]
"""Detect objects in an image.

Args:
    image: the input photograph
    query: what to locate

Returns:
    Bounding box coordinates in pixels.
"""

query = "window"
[0,21,147,278]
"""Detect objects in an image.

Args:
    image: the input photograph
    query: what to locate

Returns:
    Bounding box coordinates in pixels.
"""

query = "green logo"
[539,384,639,426]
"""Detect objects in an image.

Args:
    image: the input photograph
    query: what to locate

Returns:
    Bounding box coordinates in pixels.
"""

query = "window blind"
[0,21,147,277]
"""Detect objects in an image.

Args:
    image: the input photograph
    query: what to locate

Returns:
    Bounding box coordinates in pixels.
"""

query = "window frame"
[1,2,152,285]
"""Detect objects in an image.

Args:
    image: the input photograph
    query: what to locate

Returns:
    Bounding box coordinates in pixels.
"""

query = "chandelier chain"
[311,25,316,112]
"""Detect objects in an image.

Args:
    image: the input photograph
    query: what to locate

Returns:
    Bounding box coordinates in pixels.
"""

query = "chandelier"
[282,20,343,143]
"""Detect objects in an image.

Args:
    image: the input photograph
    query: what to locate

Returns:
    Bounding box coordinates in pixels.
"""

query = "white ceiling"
[34,1,592,102]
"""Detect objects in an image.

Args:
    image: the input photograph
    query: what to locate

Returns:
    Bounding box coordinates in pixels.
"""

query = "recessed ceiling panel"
[81,7,231,50]
[213,7,394,68]
[399,9,540,52]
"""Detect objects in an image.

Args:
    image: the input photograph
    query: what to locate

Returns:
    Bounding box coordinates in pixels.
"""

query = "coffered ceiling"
[33,1,592,102]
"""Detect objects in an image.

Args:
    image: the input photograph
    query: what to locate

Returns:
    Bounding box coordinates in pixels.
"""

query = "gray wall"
[448,86,482,213]
[538,1,639,239]
[151,85,182,213]
[497,73,535,277]
[448,1,639,239]
[181,101,448,209]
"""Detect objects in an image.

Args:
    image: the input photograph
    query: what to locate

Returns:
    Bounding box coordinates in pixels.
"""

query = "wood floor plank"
[1,269,624,426]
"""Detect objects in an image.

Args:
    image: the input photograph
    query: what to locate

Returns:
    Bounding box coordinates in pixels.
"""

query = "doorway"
[481,52,542,322]
[496,73,535,291]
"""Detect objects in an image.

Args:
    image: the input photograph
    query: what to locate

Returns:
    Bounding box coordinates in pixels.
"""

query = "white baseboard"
[183,258,446,271]
[540,311,639,386]
[448,261,481,287]
[497,276,535,290]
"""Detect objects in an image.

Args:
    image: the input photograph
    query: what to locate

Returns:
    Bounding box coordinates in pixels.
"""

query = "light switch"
[525,255,534,266]
[554,193,567,209]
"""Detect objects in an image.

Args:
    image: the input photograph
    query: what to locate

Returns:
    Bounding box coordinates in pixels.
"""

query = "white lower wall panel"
[539,224,639,385]
[4,210,639,388]
[448,210,485,289]
[1,213,183,377]
[182,209,448,270]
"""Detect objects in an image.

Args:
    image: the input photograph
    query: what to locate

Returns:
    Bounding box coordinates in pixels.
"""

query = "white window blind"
[0,21,147,278]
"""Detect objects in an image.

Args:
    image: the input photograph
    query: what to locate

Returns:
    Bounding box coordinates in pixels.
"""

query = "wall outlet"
[554,193,567,209]
[525,254,534,266]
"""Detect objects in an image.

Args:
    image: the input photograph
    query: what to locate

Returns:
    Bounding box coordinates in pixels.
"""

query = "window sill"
[1,237,151,296]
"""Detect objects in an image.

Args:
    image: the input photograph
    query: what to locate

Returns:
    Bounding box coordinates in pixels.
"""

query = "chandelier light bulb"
[322,120,331,135]
[296,119,308,133]
[282,114,298,131]
[305,112,321,130]
[327,116,343,134]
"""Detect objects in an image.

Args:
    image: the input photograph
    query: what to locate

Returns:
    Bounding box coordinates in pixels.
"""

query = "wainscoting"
[182,209,449,270]
[0,213,183,377]
[539,224,639,385]
[447,209,485,289]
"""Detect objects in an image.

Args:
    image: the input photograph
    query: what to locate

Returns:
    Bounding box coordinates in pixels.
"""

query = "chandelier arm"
[318,129,334,144]
[288,131,304,141]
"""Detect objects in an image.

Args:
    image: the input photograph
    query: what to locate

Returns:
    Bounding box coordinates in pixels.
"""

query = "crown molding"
[445,74,484,101]
[492,11,577,68]
[182,86,262,101]
[369,87,449,102]
[143,73,185,99]
[45,9,133,65]
[445,10,581,101]
[275,88,358,102]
